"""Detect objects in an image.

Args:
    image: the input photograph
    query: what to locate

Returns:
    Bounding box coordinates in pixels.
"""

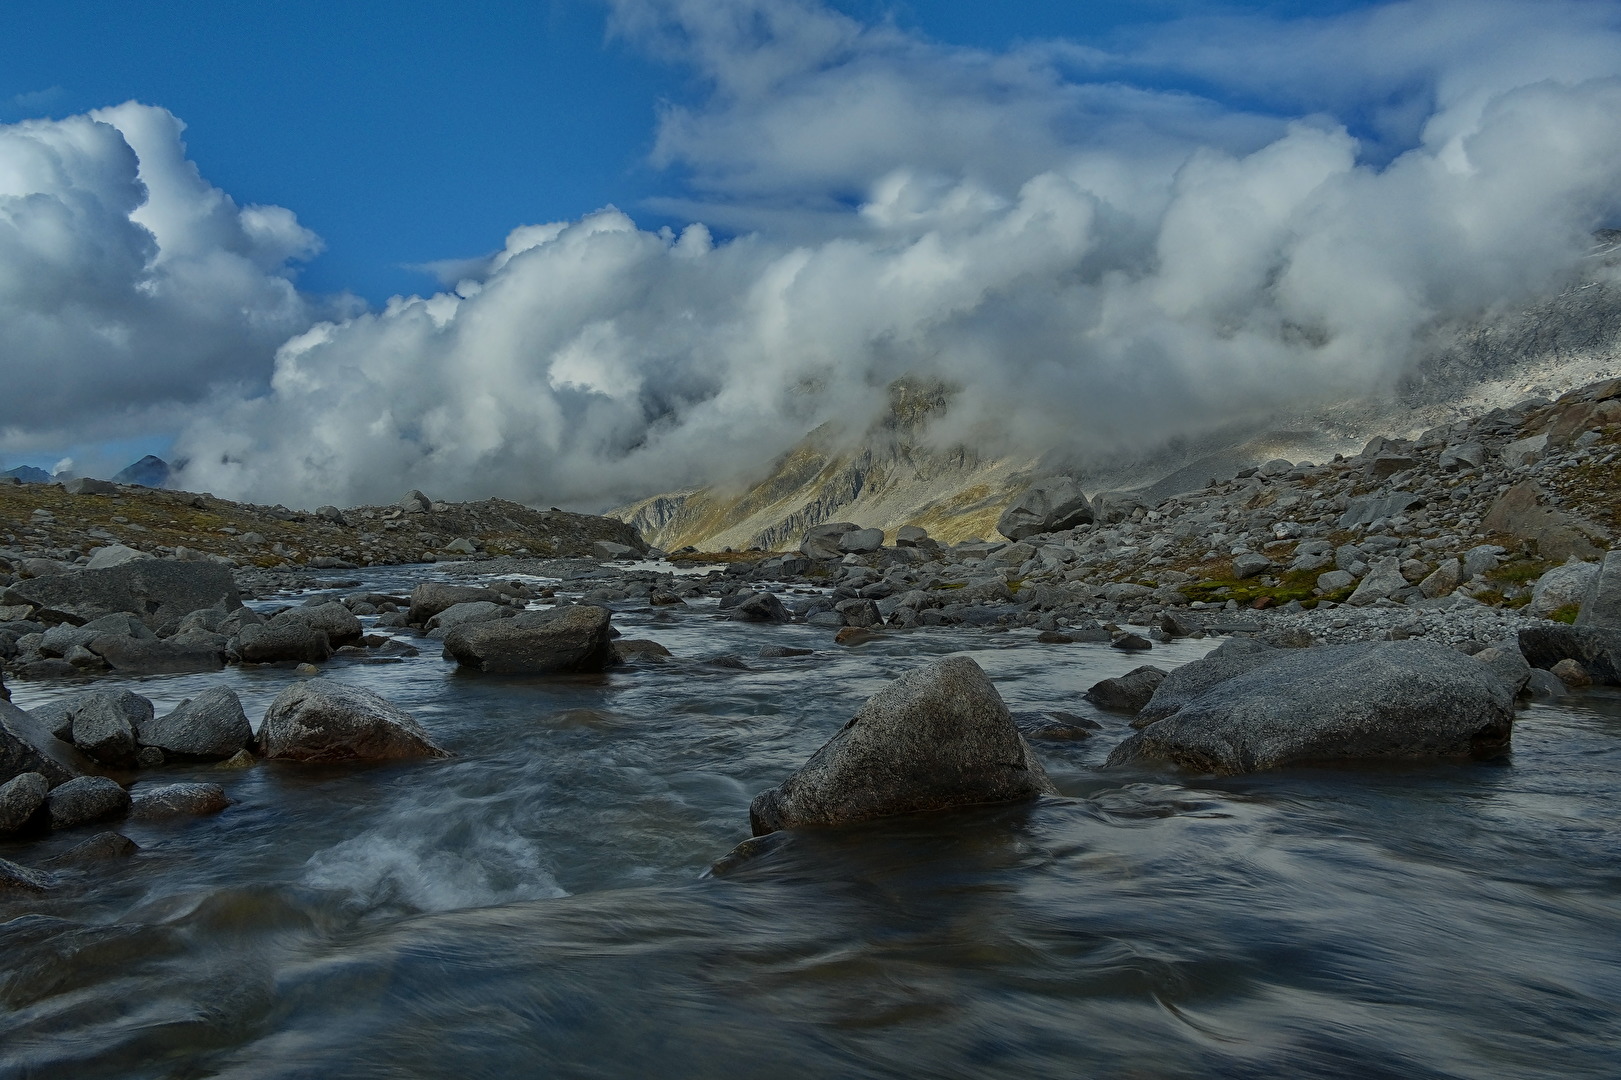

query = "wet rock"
[1036,631,1075,644]
[834,598,882,628]
[1085,666,1168,712]
[425,601,512,632]
[801,523,858,560]
[1,699,83,786]
[998,477,1093,542]
[0,857,52,891]
[1133,638,1282,728]
[1159,611,1203,638]
[748,656,1056,835]
[229,622,334,665]
[259,679,452,762]
[613,639,673,663]
[1525,668,1569,698]
[5,560,241,635]
[1013,710,1101,741]
[137,687,252,760]
[129,782,230,820]
[46,776,131,830]
[69,689,153,767]
[215,749,256,770]
[834,626,881,646]
[44,831,138,864]
[1111,633,1152,651]
[443,605,616,674]
[274,601,363,646]
[731,592,790,623]
[408,582,501,626]
[92,636,226,675]
[759,646,814,658]
[0,772,47,833]
[1109,640,1513,774]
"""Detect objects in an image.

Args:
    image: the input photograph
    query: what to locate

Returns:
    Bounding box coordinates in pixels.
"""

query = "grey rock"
[259,678,451,761]
[398,489,432,513]
[408,582,500,626]
[444,537,478,555]
[894,525,931,547]
[425,601,512,632]
[316,505,347,525]
[838,528,885,554]
[2,700,84,785]
[1109,640,1513,774]
[91,636,225,675]
[1518,625,1621,684]
[801,523,859,560]
[0,772,47,833]
[229,622,333,665]
[1550,658,1591,687]
[85,543,153,570]
[1419,559,1462,599]
[1500,433,1548,468]
[806,611,846,628]
[997,477,1093,542]
[41,613,154,656]
[1576,550,1621,627]
[732,592,791,623]
[1338,493,1425,529]
[70,689,153,767]
[1084,665,1167,712]
[1524,668,1569,698]
[0,857,52,891]
[1346,557,1407,607]
[1473,644,1533,697]
[274,601,363,646]
[1232,553,1272,580]
[44,831,138,864]
[748,656,1055,834]
[1482,482,1605,562]
[592,540,636,560]
[1133,637,1282,728]
[1462,545,1505,581]
[1439,443,1486,470]
[1159,611,1203,637]
[443,605,616,674]
[612,639,673,664]
[1317,569,1356,593]
[46,776,131,830]
[834,598,882,628]
[61,477,117,495]
[137,687,252,760]
[1529,560,1600,617]
[1092,490,1149,524]
[129,782,230,820]
[6,560,242,635]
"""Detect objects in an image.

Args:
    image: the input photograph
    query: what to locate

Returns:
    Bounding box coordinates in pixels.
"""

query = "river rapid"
[1,563,1618,1079]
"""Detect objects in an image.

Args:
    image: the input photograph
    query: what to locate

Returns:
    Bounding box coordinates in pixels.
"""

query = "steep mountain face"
[615,251,1621,553]
[112,456,172,488]
[2,466,51,485]
[615,380,1037,550]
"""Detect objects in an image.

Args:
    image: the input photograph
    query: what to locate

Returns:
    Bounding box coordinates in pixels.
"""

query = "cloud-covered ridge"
[16,1,1621,510]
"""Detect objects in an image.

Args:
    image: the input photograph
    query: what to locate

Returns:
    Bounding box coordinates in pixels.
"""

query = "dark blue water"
[1,566,1618,1079]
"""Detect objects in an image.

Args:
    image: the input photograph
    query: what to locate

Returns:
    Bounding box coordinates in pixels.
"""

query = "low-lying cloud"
[12,1,1621,509]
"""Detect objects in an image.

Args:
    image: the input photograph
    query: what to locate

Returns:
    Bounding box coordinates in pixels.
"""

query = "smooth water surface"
[1,567,1618,1079]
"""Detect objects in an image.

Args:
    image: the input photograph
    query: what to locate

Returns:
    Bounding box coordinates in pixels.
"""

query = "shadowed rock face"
[442,605,616,674]
[6,561,241,635]
[137,687,252,760]
[749,655,1056,835]
[259,679,452,763]
[1108,640,1513,774]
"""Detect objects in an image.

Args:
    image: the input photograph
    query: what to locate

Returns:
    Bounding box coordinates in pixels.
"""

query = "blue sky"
[3,0,1617,504]
[1,0,1387,305]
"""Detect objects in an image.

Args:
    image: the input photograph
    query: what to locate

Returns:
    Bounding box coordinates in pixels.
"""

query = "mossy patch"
[1548,602,1581,623]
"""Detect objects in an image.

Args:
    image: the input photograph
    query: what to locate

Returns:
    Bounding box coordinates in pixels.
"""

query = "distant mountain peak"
[111,455,171,488]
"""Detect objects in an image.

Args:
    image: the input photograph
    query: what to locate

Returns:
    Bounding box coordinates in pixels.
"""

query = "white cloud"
[0,102,348,453]
[15,2,1621,511]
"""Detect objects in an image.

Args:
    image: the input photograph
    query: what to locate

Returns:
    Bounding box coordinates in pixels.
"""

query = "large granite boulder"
[801,523,859,560]
[136,687,252,760]
[1108,640,1513,774]
[1131,637,1280,728]
[748,656,1056,835]
[228,622,334,664]
[259,679,451,762]
[997,478,1093,542]
[442,605,616,674]
[5,561,241,634]
[67,689,152,767]
[408,582,501,627]
[838,528,885,554]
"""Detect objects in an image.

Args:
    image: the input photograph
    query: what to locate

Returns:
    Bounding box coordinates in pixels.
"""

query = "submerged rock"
[443,605,616,674]
[1084,666,1167,713]
[0,857,52,891]
[259,679,452,762]
[130,782,230,820]
[730,592,790,623]
[1108,640,1513,774]
[46,776,131,830]
[748,655,1055,835]
[229,622,334,665]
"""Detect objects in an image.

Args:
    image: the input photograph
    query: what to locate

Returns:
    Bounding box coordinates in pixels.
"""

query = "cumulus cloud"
[0,102,344,453]
[105,2,1621,507]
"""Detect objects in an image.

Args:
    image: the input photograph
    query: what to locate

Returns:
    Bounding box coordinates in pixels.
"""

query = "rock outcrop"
[748,656,1055,835]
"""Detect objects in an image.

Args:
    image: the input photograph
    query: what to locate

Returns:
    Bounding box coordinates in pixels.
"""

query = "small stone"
[1550,658,1591,687]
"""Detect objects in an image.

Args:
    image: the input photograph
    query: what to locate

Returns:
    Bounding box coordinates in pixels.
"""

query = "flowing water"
[1,566,1619,1079]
